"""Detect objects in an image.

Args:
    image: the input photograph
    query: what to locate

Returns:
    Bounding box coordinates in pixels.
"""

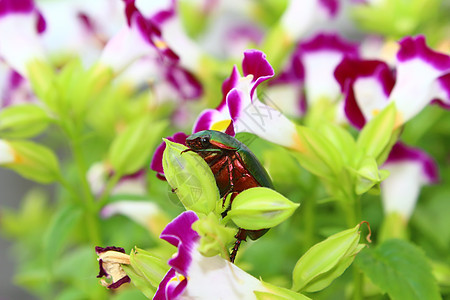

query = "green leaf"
[355,239,441,300]
[109,118,167,175]
[256,281,311,300]
[122,265,156,299]
[356,103,396,159]
[129,247,169,288]
[43,205,83,269]
[0,104,50,138]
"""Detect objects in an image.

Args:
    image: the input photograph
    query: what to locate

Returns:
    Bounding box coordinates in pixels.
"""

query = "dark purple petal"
[36,10,46,33]
[165,65,203,100]
[150,132,188,177]
[270,52,304,86]
[95,246,126,254]
[107,275,131,289]
[386,143,439,184]
[319,0,340,17]
[160,211,200,276]
[334,57,395,128]
[397,35,450,71]
[218,66,241,111]
[154,268,188,300]
[242,50,274,100]
[97,259,108,278]
[431,73,450,109]
[300,33,359,57]
[150,0,175,25]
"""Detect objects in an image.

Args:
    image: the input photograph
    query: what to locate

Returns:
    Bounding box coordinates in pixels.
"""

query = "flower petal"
[335,57,395,128]
[299,33,359,104]
[242,50,274,100]
[0,0,46,75]
[389,35,450,122]
[430,73,450,109]
[160,211,200,275]
[381,143,439,220]
[0,139,16,164]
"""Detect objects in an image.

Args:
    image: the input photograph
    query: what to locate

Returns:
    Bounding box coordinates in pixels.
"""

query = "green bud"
[227,187,299,230]
[2,140,61,183]
[256,281,311,300]
[162,140,219,215]
[353,156,389,195]
[108,118,167,175]
[294,125,343,179]
[356,103,397,161]
[27,60,57,110]
[378,212,409,242]
[0,104,50,138]
[192,213,236,258]
[292,223,366,292]
[128,247,169,288]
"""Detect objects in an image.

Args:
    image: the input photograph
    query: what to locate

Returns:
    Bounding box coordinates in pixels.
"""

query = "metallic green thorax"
[186,130,274,189]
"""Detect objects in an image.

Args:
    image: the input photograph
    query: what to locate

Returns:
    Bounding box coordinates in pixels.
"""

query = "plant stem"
[71,137,102,246]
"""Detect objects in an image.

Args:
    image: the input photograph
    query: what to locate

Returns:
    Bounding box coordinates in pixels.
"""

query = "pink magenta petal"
[227,88,244,121]
[159,210,200,275]
[242,50,274,100]
[430,73,450,109]
[385,142,439,184]
[319,0,340,17]
[192,109,223,133]
[165,64,203,100]
[150,132,188,177]
[218,66,240,111]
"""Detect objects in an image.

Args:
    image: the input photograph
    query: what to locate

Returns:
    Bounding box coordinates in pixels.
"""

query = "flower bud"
[0,104,50,138]
[162,140,219,215]
[292,223,367,292]
[1,139,61,183]
[353,156,390,195]
[227,187,299,230]
[191,213,236,257]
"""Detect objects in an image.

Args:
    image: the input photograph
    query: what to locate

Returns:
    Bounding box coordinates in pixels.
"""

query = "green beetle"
[185,130,274,262]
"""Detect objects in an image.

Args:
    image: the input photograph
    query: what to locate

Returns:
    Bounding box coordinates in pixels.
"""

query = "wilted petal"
[381,143,439,220]
[389,35,450,123]
[0,0,46,75]
[95,246,131,289]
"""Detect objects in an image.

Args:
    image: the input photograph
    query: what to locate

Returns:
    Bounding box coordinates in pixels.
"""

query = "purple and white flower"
[0,0,47,76]
[193,50,301,149]
[154,211,268,299]
[335,35,450,128]
[280,0,340,41]
[381,142,439,220]
[0,68,36,108]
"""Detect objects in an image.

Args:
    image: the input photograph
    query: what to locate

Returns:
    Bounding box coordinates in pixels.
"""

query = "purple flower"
[95,246,131,289]
[335,35,450,128]
[0,0,46,75]
[193,50,301,149]
[154,211,268,299]
[381,142,439,220]
[1,69,36,108]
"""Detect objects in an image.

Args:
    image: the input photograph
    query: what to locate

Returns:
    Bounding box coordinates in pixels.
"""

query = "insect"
[185,130,274,262]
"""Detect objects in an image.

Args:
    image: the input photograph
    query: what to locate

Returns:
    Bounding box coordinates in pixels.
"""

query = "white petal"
[265,84,303,117]
[390,58,447,122]
[281,0,318,40]
[0,15,46,75]
[381,161,424,220]
[234,99,299,148]
[101,200,161,228]
[182,251,266,300]
[353,76,389,122]
[303,51,343,104]
[0,140,15,164]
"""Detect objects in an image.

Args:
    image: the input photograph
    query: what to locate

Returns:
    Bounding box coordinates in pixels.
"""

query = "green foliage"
[108,117,167,175]
[356,239,441,300]
[0,104,50,138]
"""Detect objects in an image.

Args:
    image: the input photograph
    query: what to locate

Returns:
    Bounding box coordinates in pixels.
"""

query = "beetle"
[185,130,274,262]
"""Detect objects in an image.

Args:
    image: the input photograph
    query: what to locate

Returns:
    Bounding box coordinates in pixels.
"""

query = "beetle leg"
[230,228,247,263]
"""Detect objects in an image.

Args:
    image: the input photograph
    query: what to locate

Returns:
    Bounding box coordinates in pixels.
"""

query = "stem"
[302,191,316,251]
[71,137,102,246]
[347,194,363,300]
[96,172,122,210]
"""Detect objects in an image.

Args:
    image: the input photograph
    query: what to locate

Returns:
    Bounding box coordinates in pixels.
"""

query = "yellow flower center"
[211,119,232,132]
